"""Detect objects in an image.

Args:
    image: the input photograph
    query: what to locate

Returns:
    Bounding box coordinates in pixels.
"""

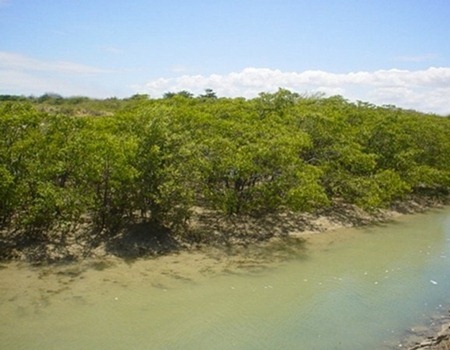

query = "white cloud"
[100,46,123,55]
[394,53,439,63]
[0,70,52,91]
[1,50,449,115]
[137,67,450,115]
[0,51,112,97]
[170,64,189,74]
[0,51,107,75]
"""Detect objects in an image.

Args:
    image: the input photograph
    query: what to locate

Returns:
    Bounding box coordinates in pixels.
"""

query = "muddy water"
[1,208,450,350]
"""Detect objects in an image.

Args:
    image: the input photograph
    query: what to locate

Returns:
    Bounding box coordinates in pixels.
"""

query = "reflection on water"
[1,208,450,350]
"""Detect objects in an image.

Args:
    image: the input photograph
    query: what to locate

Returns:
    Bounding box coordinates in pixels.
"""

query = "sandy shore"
[1,195,447,264]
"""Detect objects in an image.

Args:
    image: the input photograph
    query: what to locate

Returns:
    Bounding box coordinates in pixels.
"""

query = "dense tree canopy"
[1,90,449,243]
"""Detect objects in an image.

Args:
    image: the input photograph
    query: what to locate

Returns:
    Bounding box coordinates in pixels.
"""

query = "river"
[1,207,450,349]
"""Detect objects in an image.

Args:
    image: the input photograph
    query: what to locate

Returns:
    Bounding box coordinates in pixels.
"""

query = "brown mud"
[0,196,447,265]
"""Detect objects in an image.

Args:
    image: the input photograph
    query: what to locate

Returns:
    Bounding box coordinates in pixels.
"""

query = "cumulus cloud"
[1,50,449,115]
[138,67,450,115]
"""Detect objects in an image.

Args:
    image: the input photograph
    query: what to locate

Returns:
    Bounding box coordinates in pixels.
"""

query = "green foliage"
[198,88,218,99]
[132,113,195,228]
[1,92,449,241]
[78,123,139,231]
[286,166,330,211]
[197,118,327,215]
[0,164,14,224]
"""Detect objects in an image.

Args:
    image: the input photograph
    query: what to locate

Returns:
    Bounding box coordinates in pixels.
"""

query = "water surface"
[1,208,450,349]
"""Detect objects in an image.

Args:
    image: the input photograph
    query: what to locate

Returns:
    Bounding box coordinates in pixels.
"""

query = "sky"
[0,0,449,115]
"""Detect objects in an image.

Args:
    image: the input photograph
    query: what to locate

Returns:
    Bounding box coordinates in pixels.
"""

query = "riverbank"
[401,314,450,349]
[0,195,447,265]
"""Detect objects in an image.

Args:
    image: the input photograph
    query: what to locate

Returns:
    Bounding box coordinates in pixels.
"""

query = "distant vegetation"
[1,90,449,249]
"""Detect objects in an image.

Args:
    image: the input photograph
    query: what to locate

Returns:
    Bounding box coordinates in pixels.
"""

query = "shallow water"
[1,208,450,350]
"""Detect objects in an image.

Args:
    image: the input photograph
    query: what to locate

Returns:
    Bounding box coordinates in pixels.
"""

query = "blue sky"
[1,0,449,114]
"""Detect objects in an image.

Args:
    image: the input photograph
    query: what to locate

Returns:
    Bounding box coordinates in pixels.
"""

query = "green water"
[1,208,450,350]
